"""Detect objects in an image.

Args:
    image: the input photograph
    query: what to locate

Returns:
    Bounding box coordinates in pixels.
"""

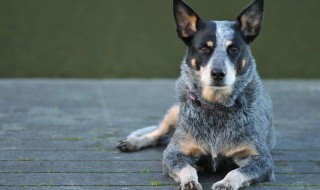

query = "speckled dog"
[117,0,275,189]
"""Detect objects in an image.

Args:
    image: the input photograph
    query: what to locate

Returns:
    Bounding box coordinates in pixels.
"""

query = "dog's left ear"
[237,0,264,44]
[173,0,202,45]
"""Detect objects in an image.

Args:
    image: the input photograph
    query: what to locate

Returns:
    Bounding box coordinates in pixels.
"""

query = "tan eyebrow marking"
[207,41,214,47]
[191,58,197,68]
[226,40,233,46]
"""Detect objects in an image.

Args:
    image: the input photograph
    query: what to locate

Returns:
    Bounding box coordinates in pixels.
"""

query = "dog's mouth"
[210,85,229,89]
[208,83,231,89]
[205,86,233,93]
[208,80,229,88]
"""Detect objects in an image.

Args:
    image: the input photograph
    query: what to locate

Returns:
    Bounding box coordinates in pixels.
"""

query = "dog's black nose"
[211,69,226,81]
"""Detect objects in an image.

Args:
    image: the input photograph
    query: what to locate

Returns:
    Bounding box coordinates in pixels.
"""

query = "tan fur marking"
[146,105,179,141]
[202,86,216,102]
[221,144,259,158]
[241,15,260,35]
[240,15,248,31]
[191,58,197,68]
[180,139,205,156]
[226,40,233,47]
[207,41,214,47]
[202,86,233,103]
[189,15,198,32]
[179,15,198,37]
[181,30,189,38]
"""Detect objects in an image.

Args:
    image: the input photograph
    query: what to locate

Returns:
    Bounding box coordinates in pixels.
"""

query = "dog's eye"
[199,46,211,54]
[228,45,240,55]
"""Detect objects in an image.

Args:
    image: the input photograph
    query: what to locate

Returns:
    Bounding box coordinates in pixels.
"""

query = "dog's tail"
[117,105,179,152]
[127,125,158,138]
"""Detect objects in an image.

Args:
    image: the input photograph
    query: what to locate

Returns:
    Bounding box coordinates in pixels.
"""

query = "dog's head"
[174,0,264,104]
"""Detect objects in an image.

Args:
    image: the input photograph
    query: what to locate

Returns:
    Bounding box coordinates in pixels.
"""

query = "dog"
[117,0,275,189]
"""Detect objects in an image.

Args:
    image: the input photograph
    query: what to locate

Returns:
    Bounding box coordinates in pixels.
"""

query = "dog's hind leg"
[117,104,179,152]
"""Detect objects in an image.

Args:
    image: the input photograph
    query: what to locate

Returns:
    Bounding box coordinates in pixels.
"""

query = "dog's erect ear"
[237,0,264,44]
[173,0,202,45]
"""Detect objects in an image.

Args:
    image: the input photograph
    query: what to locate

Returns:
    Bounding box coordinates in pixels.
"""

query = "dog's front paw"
[211,181,235,190]
[178,181,202,190]
[116,138,140,152]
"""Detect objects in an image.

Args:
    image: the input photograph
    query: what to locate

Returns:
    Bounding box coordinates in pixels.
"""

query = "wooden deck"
[0,79,319,190]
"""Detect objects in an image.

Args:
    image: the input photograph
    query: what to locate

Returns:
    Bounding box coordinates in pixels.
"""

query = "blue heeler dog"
[117,0,275,189]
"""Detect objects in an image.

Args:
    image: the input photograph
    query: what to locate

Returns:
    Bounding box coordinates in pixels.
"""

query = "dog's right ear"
[173,0,202,45]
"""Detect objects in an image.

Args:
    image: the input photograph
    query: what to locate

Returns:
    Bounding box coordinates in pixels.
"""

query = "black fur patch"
[185,22,217,70]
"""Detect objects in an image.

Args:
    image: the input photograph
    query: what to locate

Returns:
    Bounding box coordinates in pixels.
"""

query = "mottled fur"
[117,0,275,189]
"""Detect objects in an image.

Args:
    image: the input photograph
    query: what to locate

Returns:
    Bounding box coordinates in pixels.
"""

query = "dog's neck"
[187,87,226,110]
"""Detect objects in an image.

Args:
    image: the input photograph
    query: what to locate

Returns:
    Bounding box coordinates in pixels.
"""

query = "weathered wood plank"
[0,173,319,186]
[0,161,319,174]
[0,186,318,190]
[1,150,319,161]
[0,80,319,190]
[0,140,119,151]
[1,137,319,151]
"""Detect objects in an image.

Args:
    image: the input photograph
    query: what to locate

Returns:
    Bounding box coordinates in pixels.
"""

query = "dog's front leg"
[211,149,274,190]
[163,142,203,190]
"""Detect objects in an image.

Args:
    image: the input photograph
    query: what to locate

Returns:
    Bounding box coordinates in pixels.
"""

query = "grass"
[4,129,25,132]
[48,180,53,187]
[102,180,108,187]
[150,180,162,186]
[92,135,115,141]
[141,168,151,174]
[16,157,36,161]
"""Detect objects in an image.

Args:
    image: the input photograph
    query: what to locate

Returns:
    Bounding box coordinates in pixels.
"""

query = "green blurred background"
[0,0,319,78]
